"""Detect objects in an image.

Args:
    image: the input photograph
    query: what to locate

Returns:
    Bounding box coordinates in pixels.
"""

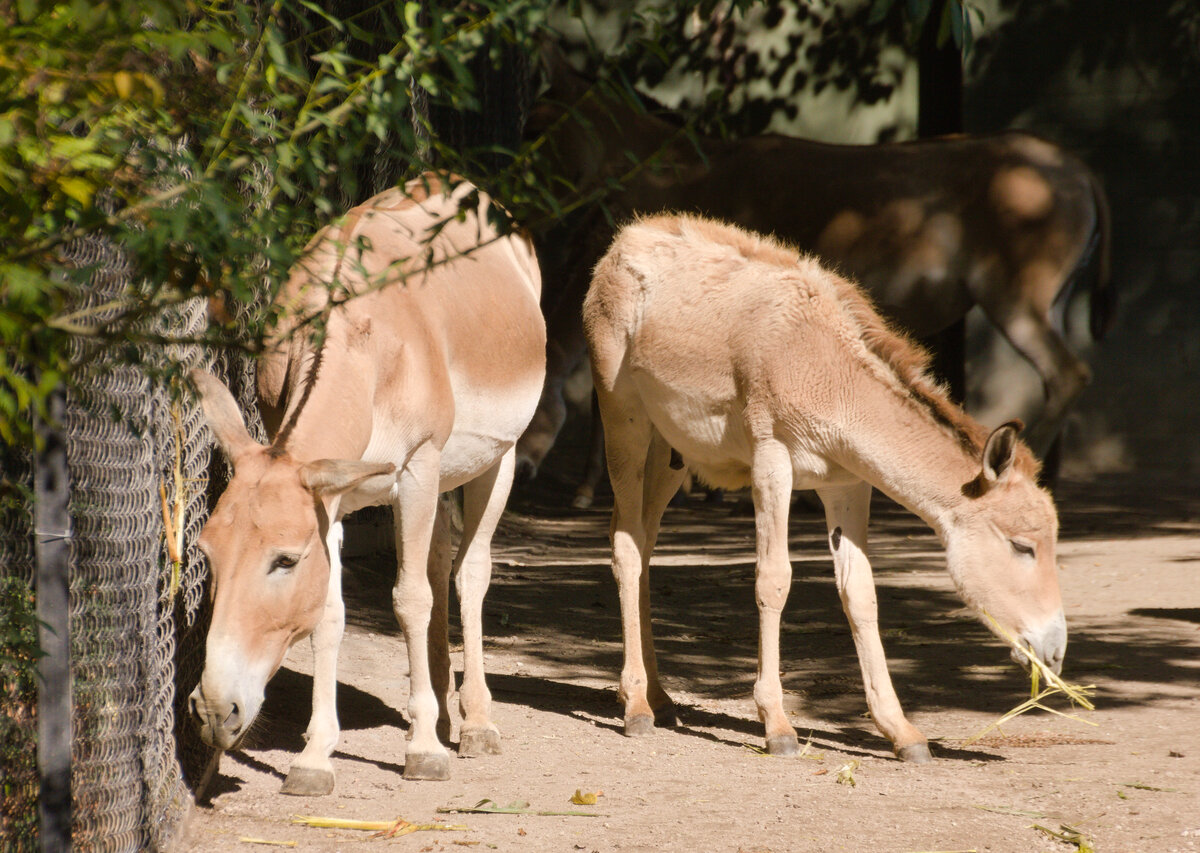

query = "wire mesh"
[0,230,232,850]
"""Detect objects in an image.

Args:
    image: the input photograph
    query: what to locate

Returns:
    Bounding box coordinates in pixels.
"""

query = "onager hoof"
[623,713,656,737]
[896,742,933,764]
[766,733,801,757]
[571,490,594,510]
[653,703,679,728]
[459,727,502,756]
[403,750,452,781]
[280,766,335,797]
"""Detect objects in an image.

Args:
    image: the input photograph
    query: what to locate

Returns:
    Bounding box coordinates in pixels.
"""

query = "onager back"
[584,214,1066,761]
[189,175,546,793]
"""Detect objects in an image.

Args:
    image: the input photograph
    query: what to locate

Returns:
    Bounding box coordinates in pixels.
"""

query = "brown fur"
[189,174,546,790]
[517,58,1110,482]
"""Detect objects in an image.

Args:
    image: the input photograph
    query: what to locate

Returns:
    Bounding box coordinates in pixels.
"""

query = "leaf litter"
[437,798,607,817]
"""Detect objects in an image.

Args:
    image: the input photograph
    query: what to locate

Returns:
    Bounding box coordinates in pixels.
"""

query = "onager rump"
[188,175,546,793]
[584,214,1066,760]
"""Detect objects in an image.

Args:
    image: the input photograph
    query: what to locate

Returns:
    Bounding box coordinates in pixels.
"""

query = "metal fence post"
[35,387,72,853]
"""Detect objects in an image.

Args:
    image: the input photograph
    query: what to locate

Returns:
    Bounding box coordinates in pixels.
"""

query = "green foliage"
[0,575,40,849]
[0,0,983,456]
[0,0,552,453]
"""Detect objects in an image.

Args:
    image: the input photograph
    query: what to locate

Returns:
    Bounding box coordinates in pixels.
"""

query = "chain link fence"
[0,225,260,850]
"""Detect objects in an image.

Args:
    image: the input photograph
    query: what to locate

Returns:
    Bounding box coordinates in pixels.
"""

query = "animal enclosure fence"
[0,225,266,851]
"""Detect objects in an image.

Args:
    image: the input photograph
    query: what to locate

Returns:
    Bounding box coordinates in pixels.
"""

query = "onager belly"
[632,371,754,491]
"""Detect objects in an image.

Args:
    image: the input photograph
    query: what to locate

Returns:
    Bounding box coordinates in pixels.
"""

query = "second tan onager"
[583,213,1067,760]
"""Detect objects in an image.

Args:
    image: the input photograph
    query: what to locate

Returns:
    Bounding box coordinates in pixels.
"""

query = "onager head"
[946,422,1066,674]
[187,370,393,750]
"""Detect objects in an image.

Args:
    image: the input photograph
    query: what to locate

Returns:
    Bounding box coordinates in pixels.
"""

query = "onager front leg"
[817,482,931,763]
[394,444,452,780]
[281,520,345,796]
[750,438,800,756]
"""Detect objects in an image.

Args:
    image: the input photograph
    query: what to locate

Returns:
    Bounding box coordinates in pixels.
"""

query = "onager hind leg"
[637,429,687,728]
[750,437,800,756]
[453,448,518,757]
[599,391,679,736]
[817,482,931,763]
[427,501,454,745]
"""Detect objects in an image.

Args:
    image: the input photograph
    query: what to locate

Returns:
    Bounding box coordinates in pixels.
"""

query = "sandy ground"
[179,465,1199,853]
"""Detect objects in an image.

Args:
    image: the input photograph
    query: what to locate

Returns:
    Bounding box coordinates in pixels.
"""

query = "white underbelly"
[436,431,512,492]
[634,377,753,490]
[630,373,857,493]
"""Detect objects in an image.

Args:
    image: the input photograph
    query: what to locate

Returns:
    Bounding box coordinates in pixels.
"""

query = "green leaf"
[17,0,40,23]
[403,1,422,31]
[907,0,932,26]
[57,176,96,207]
[114,71,135,100]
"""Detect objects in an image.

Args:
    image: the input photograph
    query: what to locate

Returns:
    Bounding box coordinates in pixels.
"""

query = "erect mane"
[828,264,1042,480]
[638,212,1042,480]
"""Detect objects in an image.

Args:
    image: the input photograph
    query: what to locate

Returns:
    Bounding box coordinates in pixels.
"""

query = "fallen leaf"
[239,840,297,848]
[569,790,598,805]
[1121,782,1181,792]
[835,760,860,787]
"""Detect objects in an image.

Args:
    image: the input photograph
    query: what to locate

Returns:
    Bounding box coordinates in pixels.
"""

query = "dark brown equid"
[518,52,1111,493]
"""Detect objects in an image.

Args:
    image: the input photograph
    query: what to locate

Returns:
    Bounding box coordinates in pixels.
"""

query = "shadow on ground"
[332,454,1199,744]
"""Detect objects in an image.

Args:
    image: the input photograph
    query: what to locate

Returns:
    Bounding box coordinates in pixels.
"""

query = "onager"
[583,214,1066,761]
[518,54,1111,485]
[188,175,546,794]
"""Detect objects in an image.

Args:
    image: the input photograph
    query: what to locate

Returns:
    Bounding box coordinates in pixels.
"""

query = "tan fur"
[190,174,546,790]
[584,213,1066,760]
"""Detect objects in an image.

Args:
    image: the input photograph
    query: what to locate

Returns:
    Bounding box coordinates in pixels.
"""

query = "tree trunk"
[918,0,966,403]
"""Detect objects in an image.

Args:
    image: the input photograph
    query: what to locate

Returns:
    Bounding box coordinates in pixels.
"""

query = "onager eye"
[1010,539,1036,558]
[270,553,300,574]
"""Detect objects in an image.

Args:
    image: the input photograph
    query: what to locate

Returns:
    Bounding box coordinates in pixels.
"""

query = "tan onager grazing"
[188,175,546,794]
[583,214,1066,761]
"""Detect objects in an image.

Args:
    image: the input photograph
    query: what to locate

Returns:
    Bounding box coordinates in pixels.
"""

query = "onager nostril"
[188,692,200,721]
[226,701,241,732]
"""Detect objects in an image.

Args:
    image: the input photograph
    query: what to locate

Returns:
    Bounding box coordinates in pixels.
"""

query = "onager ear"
[981,420,1024,487]
[299,459,396,498]
[190,369,261,465]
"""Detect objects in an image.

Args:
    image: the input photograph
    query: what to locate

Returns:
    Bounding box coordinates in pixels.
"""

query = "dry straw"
[962,611,1096,747]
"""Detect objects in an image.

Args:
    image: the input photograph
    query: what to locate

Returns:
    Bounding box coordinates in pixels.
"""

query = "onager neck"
[267,314,376,465]
[824,314,1038,539]
[841,386,991,539]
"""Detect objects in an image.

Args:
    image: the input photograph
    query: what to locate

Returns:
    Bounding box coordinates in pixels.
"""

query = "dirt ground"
[179,454,1200,853]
